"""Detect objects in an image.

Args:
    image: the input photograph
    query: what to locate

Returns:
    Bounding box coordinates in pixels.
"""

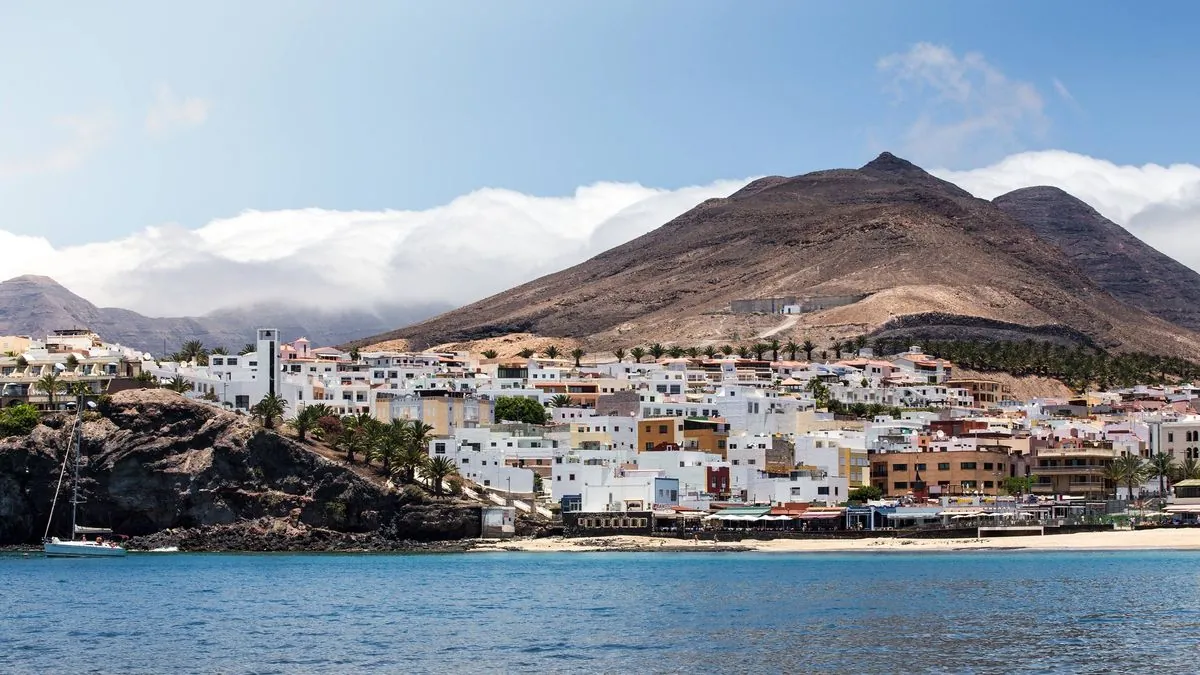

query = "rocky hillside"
[353,153,1200,359]
[994,186,1200,333]
[0,389,481,549]
[0,275,447,354]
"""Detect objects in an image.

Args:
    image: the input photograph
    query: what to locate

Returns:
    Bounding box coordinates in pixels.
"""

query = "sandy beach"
[471,528,1200,554]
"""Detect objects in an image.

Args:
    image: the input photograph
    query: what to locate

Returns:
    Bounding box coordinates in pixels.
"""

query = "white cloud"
[877,43,1046,167]
[1051,78,1075,104]
[0,178,751,317]
[0,111,113,178]
[935,150,1200,268]
[145,85,210,136]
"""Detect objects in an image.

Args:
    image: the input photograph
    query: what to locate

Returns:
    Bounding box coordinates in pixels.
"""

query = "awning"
[887,512,940,519]
[1165,505,1200,514]
[796,512,841,520]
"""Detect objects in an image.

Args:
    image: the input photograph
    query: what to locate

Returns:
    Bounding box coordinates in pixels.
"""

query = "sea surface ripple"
[2,550,1198,674]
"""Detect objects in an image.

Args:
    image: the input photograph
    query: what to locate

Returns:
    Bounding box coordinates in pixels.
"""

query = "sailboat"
[43,399,126,558]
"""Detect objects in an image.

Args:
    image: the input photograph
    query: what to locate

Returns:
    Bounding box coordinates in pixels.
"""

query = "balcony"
[1034,465,1108,475]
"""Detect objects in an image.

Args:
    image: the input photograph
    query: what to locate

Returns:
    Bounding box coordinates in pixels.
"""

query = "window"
[960,462,977,470]
[434,443,446,454]
[461,458,469,464]
[1169,432,1175,442]
[892,463,907,471]
[817,486,829,495]
[248,361,257,367]
[658,425,668,434]
[645,442,653,451]
[938,463,950,471]
[984,481,994,489]
[961,480,977,489]
[568,474,575,481]
[915,463,926,471]
[227,357,238,366]
[983,463,994,470]
[893,481,908,490]
[747,459,756,465]
[555,457,562,464]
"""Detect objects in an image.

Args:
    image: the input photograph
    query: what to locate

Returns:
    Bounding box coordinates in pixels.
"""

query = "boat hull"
[43,539,127,558]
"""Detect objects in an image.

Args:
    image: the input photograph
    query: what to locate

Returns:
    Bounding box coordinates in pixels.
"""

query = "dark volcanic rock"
[0,389,481,547]
[994,186,1200,333]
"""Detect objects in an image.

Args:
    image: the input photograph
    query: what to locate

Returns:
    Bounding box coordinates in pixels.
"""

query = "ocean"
[2,550,1197,674]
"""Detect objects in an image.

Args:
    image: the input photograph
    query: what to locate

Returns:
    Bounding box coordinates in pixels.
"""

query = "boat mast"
[69,403,82,540]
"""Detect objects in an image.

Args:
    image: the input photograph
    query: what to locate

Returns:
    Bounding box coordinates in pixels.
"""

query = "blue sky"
[4,2,1200,316]
[2,1,1196,242]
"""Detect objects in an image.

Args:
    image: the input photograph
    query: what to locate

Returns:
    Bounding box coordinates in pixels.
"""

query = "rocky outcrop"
[0,389,481,548]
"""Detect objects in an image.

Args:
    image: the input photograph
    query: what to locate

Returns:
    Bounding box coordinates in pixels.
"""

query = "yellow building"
[0,336,30,355]
[385,393,493,436]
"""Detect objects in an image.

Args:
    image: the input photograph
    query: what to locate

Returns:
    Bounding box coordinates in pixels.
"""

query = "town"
[4,326,1200,538]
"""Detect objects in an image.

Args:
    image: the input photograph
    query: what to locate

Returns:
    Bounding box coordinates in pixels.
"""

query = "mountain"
[993,186,1200,333]
[0,275,448,354]
[353,152,1200,359]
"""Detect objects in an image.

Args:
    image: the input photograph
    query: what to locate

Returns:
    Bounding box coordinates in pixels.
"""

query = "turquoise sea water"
[2,550,1198,674]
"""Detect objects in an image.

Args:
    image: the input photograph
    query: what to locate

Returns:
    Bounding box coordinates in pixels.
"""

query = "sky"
[3,1,1200,316]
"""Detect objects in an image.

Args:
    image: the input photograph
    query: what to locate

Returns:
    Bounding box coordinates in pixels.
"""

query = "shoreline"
[469,528,1200,554]
[9,529,1200,555]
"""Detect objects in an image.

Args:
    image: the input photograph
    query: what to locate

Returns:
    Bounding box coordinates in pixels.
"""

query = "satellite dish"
[53,363,66,371]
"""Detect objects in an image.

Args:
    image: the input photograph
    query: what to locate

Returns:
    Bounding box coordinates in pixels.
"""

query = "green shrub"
[0,404,40,437]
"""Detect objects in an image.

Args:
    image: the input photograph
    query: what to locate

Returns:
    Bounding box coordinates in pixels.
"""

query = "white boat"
[42,401,127,558]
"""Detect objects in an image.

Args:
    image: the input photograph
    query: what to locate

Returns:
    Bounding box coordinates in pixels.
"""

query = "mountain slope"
[0,275,447,354]
[355,153,1200,359]
[994,186,1200,333]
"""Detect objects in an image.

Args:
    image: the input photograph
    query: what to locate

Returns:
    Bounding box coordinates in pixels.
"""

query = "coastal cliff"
[0,389,482,549]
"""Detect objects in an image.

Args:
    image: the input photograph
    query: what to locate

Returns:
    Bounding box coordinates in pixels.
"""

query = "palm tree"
[703,345,717,359]
[648,343,665,361]
[542,345,561,360]
[395,445,430,484]
[518,348,535,359]
[165,376,190,393]
[1114,454,1149,501]
[1173,457,1200,482]
[841,340,855,359]
[735,346,750,359]
[801,339,816,361]
[570,348,585,367]
[685,347,699,359]
[64,354,79,370]
[784,340,800,361]
[548,394,574,408]
[630,347,646,363]
[180,340,208,365]
[368,419,409,476]
[239,343,255,356]
[854,335,867,355]
[1150,452,1176,498]
[289,404,323,443]
[35,372,65,409]
[614,348,626,362]
[767,338,781,361]
[667,346,684,359]
[251,393,288,430]
[832,342,843,360]
[423,456,459,497]
[210,346,229,355]
[336,412,375,463]
[1103,462,1124,500]
[720,344,733,356]
[481,349,498,360]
